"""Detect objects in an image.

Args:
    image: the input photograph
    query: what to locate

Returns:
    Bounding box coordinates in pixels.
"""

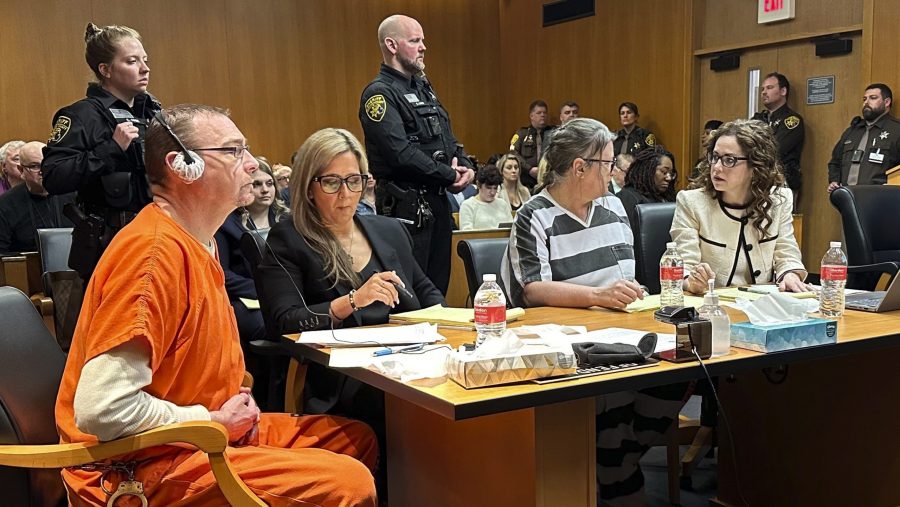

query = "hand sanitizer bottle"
[697,278,731,357]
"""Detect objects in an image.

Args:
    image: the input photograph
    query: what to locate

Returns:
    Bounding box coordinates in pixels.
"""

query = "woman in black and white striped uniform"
[500,117,688,505]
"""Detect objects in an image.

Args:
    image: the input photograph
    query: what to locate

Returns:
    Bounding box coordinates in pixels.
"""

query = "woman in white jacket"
[671,119,809,293]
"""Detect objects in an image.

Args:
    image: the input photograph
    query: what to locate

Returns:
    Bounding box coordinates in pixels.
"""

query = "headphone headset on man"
[153,111,205,183]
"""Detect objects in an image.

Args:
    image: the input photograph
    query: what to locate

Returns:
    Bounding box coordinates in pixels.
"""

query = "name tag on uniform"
[404,93,422,105]
[869,150,884,164]
[109,108,135,119]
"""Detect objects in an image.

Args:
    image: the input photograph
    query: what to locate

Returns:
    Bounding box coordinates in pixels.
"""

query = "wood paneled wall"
[0,0,503,165]
[497,0,693,175]
[695,0,862,53]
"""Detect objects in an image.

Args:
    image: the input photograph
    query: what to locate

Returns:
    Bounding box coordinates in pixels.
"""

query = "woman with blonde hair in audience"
[671,118,807,293]
[501,117,686,505]
[273,163,292,193]
[496,152,531,211]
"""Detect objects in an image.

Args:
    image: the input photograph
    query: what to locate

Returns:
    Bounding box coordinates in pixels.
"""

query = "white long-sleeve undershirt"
[73,339,210,442]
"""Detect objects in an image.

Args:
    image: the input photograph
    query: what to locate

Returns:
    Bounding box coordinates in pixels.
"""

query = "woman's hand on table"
[778,271,811,293]
[593,279,644,309]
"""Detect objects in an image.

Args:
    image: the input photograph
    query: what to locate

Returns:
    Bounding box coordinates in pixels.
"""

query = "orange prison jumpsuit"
[55,204,378,506]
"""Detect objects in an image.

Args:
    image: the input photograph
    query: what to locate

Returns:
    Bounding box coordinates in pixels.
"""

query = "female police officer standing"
[42,23,161,280]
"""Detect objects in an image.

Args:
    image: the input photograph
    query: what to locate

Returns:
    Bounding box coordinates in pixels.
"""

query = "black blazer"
[257,214,445,336]
[214,208,278,301]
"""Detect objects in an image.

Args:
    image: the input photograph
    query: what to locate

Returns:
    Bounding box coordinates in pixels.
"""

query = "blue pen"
[372,343,425,356]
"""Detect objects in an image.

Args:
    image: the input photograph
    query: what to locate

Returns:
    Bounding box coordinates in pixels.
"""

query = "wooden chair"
[0,286,266,506]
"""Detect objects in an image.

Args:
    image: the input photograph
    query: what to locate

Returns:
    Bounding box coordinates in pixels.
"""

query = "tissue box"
[730,318,838,353]
[447,347,577,389]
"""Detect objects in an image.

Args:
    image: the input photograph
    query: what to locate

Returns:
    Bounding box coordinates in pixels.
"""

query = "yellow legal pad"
[623,294,706,313]
[390,305,526,329]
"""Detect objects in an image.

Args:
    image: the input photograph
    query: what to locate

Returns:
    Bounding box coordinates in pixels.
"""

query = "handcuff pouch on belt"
[383,181,434,232]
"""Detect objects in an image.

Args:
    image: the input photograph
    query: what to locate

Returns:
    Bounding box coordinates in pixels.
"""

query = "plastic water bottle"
[474,274,506,347]
[820,241,848,317]
[659,242,685,307]
[697,279,731,357]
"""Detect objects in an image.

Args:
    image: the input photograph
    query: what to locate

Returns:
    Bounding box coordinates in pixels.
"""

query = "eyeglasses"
[20,163,42,172]
[276,175,290,183]
[251,180,275,189]
[708,153,748,168]
[583,158,616,170]
[194,145,251,162]
[312,173,369,194]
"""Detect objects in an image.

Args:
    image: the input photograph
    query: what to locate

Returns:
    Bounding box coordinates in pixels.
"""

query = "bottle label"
[475,305,506,325]
[660,266,684,281]
[821,265,847,281]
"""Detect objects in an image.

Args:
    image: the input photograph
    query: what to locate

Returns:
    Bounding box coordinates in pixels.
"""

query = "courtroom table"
[285,307,900,507]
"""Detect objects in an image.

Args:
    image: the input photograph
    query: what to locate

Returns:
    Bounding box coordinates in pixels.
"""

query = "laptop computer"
[844,275,900,312]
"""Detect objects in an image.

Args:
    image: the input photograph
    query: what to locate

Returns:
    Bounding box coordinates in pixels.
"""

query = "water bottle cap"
[666,241,676,248]
[482,274,496,282]
[829,241,841,248]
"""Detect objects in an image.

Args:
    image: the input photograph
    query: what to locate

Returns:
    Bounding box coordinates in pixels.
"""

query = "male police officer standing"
[510,100,556,191]
[359,14,474,295]
[752,72,805,205]
[828,83,900,192]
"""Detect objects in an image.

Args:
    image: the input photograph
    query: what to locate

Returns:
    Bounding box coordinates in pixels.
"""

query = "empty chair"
[457,238,510,304]
[633,202,676,295]
[829,186,900,289]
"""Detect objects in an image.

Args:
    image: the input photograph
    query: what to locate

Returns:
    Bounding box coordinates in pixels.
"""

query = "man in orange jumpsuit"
[55,104,378,506]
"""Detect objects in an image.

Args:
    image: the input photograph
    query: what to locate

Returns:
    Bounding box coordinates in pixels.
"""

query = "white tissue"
[732,292,818,325]
[470,329,525,358]
[371,346,451,383]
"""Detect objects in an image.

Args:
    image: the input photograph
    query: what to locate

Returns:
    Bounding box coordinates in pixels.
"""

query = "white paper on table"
[328,345,451,383]
[524,327,675,353]
[296,322,443,347]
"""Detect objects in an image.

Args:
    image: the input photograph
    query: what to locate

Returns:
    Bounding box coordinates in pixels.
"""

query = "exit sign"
[758,0,795,24]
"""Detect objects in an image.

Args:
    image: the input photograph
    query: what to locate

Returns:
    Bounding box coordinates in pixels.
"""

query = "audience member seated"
[214,158,289,344]
[671,119,808,293]
[273,162,291,193]
[257,127,444,422]
[501,117,687,505]
[617,146,677,229]
[691,119,723,180]
[357,172,377,215]
[0,140,25,196]
[0,141,75,253]
[609,153,633,194]
[558,100,580,124]
[446,180,477,216]
[55,104,378,506]
[613,102,657,156]
[496,153,531,211]
[459,165,513,230]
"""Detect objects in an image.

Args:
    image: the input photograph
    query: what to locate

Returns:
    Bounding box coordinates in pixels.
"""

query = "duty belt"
[380,180,446,196]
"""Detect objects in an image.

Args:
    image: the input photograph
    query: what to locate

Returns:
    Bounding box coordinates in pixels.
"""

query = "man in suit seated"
[55,104,378,506]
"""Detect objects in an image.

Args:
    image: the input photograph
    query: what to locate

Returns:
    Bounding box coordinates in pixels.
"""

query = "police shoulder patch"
[365,95,387,122]
[510,133,519,149]
[49,116,71,144]
[784,115,800,130]
[645,133,656,146]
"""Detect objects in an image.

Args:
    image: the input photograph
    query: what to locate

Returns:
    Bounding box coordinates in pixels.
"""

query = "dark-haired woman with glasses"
[671,119,807,294]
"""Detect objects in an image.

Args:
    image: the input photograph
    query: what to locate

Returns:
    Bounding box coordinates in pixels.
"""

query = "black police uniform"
[42,83,162,280]
[752,104,805,192]
[613,126,656,156]
[509,125,556,191]
[359,64,473,295]
[828,113,900,186]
